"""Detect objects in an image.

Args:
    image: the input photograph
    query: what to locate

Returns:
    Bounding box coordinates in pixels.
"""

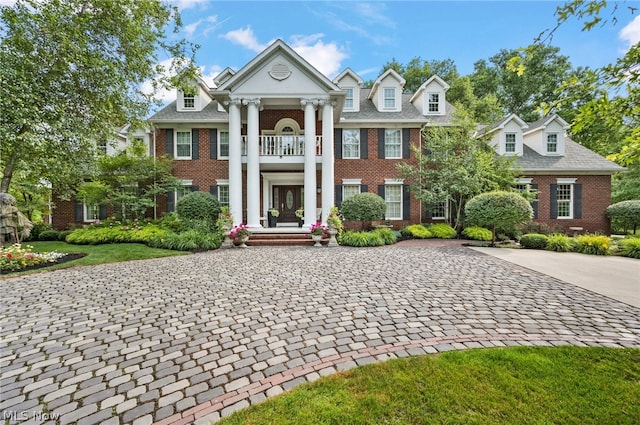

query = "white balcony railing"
[241,135,322,156]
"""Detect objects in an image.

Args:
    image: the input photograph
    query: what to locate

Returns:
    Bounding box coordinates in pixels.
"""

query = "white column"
[301,98,317,228]
[244,98,261,229]
[227,98,243,226]
[321,101,335,225]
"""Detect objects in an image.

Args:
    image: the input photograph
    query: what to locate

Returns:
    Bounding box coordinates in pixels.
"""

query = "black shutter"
[335,185,343,207]
[191,185,199,192]
[574,184,582,219]
[530,183,539,219]
[167,191,175,213]
[550,184,557,219]
[192,129,199,159]
[99,206,107,220]
[334,129,342,159]
[360,129,368,159]
[74,200,83,222]
[402,128,410,159]
[165,129,174,158]
[403,185,411,220]
[378,128,385,159]
[378,185,385,199]
[361,184,368,193]
[210,129,218,159]
[210,185,218,198]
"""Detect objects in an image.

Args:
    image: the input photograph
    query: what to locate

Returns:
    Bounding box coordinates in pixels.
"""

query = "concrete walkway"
[1,243,639,425]
[471,246,640,308]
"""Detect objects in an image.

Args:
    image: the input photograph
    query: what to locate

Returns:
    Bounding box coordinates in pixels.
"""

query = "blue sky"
[161,0,640,101]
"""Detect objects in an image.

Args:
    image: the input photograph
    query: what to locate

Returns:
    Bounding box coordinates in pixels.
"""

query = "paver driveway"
[2,243,639,425]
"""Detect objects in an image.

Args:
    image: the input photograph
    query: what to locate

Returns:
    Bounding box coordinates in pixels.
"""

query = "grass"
[219,346,640,425]
[3,241,187,276]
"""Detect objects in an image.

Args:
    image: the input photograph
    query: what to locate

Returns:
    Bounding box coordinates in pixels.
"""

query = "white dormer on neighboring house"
[482,113,528,156]
[523,115,569,156]
[333,68,363,112]
[410,75,449,116]
[368,69,405,112]
[176,76,213,112]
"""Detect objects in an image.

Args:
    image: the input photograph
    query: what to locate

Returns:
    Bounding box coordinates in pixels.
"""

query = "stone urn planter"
[311,234,323,247]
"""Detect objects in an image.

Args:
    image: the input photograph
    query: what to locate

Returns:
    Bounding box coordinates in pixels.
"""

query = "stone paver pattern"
[1,243,639,425]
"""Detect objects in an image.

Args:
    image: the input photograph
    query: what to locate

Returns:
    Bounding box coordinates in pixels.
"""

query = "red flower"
[6,253,12,259]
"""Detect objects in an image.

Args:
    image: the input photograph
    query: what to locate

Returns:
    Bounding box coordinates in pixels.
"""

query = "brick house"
[54,39,623,233]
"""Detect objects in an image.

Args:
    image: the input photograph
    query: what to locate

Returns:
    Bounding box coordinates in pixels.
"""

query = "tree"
[376,57,460,93]
[340,193,387,230]
[397,109,517,231]
[465,191,533,245]
[0,0,198,195]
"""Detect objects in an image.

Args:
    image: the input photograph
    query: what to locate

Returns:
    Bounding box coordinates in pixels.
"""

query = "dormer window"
[344,88,354,110]
[383,88,395,109]
[183,93,195,109]
[505,133,516,153]
[547,133,558,153]
[428,93,439,113]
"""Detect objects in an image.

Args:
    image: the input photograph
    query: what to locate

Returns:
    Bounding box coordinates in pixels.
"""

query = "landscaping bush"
[462,226,492,241]
[606,200,640,234]
[338,230,385,247]
[576,234,611,256]
[66,222,168,245]
[58,230,73,241]
[465,191,533,245]
[176,191,221,226]
[149,229,222,251]
[618,237,640,259]
[372,228,397,245]
[38,230,62,241]
[428,223,457,239]
[401,224,432,239]
[24,222,53,241]
[519,233,549,249]
[518,221,562,235]
[545,233,576,252]
[340,193,386,223]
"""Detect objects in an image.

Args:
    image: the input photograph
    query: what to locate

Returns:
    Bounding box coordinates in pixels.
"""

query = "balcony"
[242,135,323,156]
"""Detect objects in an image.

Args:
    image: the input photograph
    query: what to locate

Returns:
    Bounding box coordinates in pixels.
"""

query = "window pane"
[505,133,516,152]
[385,185,401,219]
[345,88,354,109]
[384,88,395,108]
[385,129,401,158]
[431,201,447,219]
[176,131,191,157]
[218,185,229,205]
[557,184,572,218]
[183,95,195,108]
[220,131,229,157]
[547,134,557,152]
[343,185,360,200]
[428,93,439,112]
[342,129,360,158]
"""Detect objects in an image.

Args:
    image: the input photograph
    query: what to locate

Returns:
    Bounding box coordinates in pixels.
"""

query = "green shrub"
[372,228,397,245]
[545,234,576,252]
[462,226,492,241]
[338,230,385,247]
[38,229,61,241]
[428,223,457,239]
[149,229,222,251]
[340,193,386,222]
[606,200,640,233]
[519,233,549,249]
[58,230,73,241]
[25,222,53,241]
[618,237,640,259]
[66,223,168,245]
[401,224,432,239]
[576,234,611,256]
[518,221,562,235]
[176,191,221,225]
[465,191,533,244]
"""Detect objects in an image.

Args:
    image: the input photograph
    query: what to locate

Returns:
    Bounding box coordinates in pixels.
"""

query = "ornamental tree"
[606,200,640,234]
[0,0,198,195]
[464,191,533,245]
[340,193,386,230]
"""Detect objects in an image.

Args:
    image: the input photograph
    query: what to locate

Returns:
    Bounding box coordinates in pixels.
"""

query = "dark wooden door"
[274,186,302,223]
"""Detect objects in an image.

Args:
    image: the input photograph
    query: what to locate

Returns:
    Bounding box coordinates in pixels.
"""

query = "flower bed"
[1,244,74,274]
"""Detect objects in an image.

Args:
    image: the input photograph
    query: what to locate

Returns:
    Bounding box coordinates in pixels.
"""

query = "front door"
[273,186,303,223]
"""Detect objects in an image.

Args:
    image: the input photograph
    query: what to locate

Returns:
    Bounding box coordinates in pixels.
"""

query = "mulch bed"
[2,253,87,275]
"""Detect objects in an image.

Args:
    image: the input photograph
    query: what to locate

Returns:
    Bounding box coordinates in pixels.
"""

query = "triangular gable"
[523,114,569,135]
[481,113,529,136]
[333,68,363,86]
[409,75,450,103]
[368,68,406,100]
[215,39,341,94]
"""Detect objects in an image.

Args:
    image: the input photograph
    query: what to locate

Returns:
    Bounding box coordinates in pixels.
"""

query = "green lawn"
[5,241,187,276]
[219,346,640,425]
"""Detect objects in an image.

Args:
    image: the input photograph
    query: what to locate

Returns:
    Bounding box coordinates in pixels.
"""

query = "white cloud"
[0,0,17,6]
[171,0,209,11]
[289,34,348,79]
[619,15,640,50]
[184,19,202,37]
[220,26,270,52]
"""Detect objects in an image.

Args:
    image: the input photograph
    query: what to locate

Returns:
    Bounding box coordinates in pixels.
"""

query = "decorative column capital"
[300,98,319,109]
[224,97,243,107]
[242,97,262,107]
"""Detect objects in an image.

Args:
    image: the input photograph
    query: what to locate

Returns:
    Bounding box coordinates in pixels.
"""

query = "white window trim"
[83,203,99,222]
[344,87,355,111]
[427,92,440,114]
[183,94,196,109]
[555,178,576,219]
[430,200,448,220]
[504,133,517,154]
[518,178,533,184]
[342,129,360,159]
[546,133,559,155]
[383,87,396,110]
[384,129,402,159]
[218,130,230,160]
[175,129,192,160]
[172,179,193,212]
[384,182,403,220]
[216,179,230,206]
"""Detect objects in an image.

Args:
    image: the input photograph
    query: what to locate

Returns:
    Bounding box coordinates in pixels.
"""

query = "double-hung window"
[430,201,448,220]
[218,185,229,207]
[384,129,401,158]
[505,133,516,153]
[385,184,402,219]
[219,131,229,158]
[183,94,195,109]
[547,133,558,153]
[556,184,572,218]
[383,88,395,109]
[175,130,192,159]
[344,88,354,110]
[342,129,360,159]
[342,184,361,201]
[428,93,439,113]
